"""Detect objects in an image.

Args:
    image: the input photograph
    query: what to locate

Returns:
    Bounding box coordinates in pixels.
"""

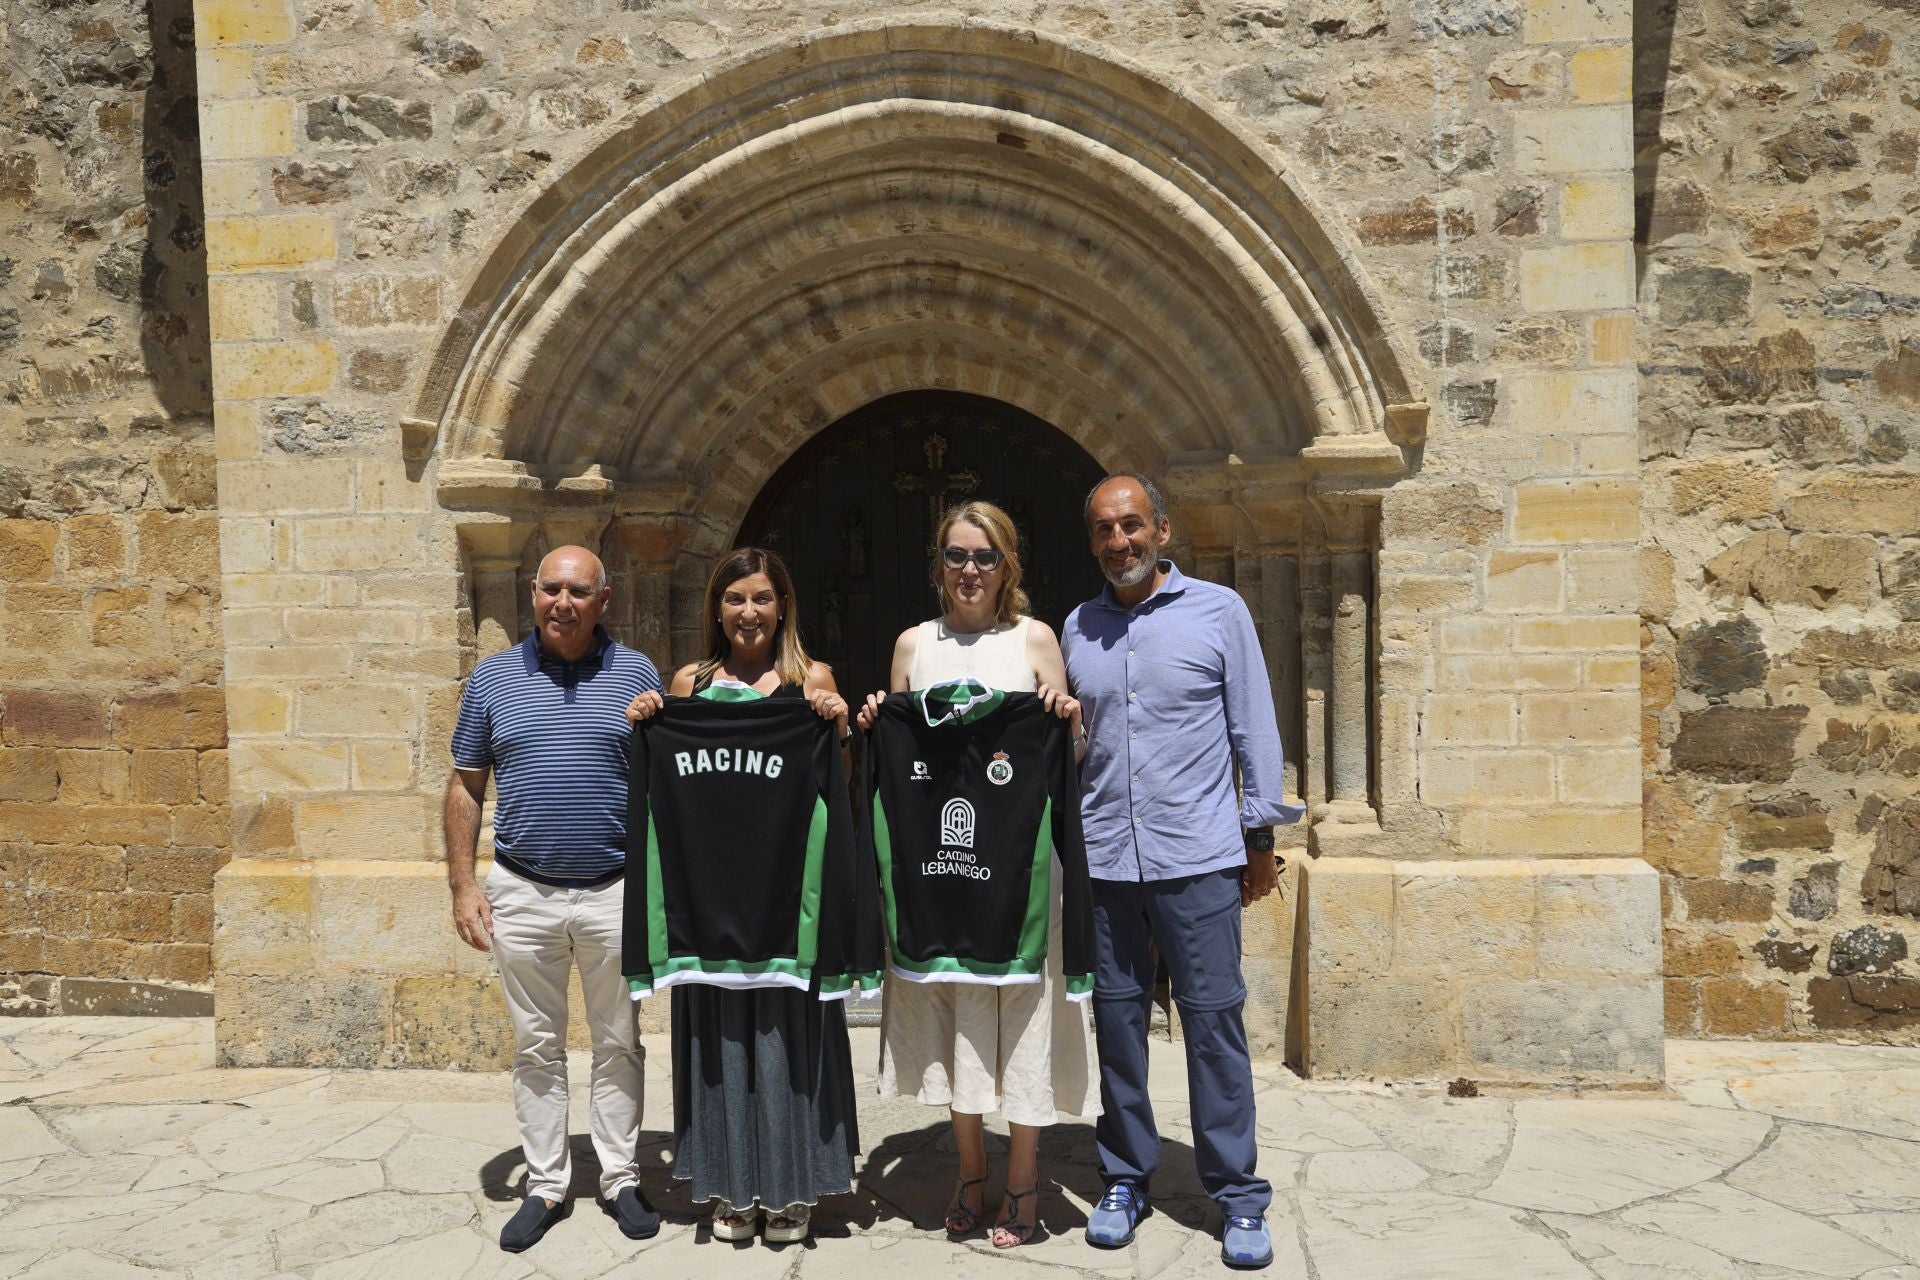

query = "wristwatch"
[1243,828,1275,853]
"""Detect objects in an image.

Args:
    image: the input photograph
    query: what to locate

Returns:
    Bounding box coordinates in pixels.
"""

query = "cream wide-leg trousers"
[485,862,643,1203]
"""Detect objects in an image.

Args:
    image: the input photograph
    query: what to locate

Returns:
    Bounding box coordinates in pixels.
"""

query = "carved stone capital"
[454,514,538,570]
[607,514,696,570]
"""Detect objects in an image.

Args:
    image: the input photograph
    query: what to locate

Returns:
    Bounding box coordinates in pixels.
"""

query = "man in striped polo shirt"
[445,544,663,1253]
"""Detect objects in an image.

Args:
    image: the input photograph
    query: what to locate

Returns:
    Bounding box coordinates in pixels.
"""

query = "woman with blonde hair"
[626,546,856,1244]
[856,500,1096,1248]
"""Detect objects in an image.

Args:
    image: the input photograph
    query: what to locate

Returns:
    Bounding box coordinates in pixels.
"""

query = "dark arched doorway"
[740,391,1107,702]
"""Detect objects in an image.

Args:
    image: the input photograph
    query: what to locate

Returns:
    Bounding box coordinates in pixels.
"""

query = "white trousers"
[486,862,643,1203]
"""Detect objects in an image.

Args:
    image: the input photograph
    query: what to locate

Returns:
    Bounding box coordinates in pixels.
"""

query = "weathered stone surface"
[1358,195,1473,245]
[1683,878,1773,924]
[1793,626,1920,672]
[1411,0,1520,36]
[1697,330,1816,404]
[1782,473,1920,536]
[1827,926,1908,976]
[271,160,357,205]
[1755,938,1817,972]
[1380,482,1503,546]
[1643,779,1725,878]
[1671,706,1806,782]
[1874,336,1920,404]
[1657,264,1752,326]
[1818,714,1920,777]
[1704,532,1876,611]
[1790,861,1842,922]
[390,978,512,1070]
[1677,617,1767,697]
[1762,117,1861,182]
[1808,975,1920,1030]
[1737,792,1832,851]
[305,95,433,146]
[1863,797,1920,916]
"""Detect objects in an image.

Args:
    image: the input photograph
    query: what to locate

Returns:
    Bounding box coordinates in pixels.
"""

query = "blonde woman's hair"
[694,547,814,689]
[931,501,1030,627]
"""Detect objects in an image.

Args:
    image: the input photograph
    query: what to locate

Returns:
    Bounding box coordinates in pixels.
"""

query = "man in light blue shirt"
[1062,473,1303,1270]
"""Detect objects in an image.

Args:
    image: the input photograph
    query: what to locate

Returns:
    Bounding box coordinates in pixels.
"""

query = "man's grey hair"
[1083,472,1169,529]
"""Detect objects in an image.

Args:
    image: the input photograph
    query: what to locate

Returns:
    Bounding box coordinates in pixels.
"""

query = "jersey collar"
[915,677,1007,726]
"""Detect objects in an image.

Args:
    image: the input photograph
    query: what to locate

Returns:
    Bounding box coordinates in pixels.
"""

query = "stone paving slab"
[0,1018,1915,1278]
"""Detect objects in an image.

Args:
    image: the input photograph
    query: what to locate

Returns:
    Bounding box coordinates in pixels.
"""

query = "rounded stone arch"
[425,19,1427,844]
[417,19,1430,498]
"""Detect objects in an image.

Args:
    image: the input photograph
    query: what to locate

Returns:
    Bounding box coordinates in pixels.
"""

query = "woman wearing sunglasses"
[856,500,1095,1248]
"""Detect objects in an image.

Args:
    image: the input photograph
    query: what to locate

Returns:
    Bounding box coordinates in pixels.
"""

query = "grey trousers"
[1091,867,1271,1218]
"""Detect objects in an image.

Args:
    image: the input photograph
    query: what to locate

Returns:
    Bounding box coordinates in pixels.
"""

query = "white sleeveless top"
[908,617,1035,693]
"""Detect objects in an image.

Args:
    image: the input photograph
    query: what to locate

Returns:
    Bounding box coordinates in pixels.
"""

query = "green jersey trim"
[1016,798,1053,962]
[796,795,826,970]
[697,682,768,703]
[872,789,901,945]
[913,678,1007,726]
[643,800,667,979]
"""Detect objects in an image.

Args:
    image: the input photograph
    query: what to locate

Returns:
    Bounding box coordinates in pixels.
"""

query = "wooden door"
[740,391,1108,701]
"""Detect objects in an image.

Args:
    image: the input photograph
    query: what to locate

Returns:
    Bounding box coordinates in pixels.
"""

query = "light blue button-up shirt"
[1062,562,1304,883]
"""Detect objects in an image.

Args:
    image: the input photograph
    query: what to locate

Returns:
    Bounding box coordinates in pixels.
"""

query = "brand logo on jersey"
[911,761,931,780]
[986,751,1013,786]
[940,797,976,848]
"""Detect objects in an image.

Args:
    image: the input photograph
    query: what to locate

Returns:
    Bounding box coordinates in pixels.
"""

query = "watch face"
[1246,832,1275,852]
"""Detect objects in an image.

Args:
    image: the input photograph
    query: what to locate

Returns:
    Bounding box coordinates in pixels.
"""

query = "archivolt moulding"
[416,20,1426,517]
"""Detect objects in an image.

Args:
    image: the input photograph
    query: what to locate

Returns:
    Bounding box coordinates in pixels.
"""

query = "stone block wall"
[188,0,1660,1073]
[1304,858,1663,1081]
[3,0,1907,1069]
[1639,0,1920,1041]
[0,0,226,1014]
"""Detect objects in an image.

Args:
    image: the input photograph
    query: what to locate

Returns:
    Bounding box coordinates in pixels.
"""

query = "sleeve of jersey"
[1051,719,1096,1003]
[812,720,884,1001]
[621,722,656,1000]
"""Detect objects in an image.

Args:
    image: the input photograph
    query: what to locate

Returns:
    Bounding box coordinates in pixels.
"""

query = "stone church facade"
[1,0,1914,1077]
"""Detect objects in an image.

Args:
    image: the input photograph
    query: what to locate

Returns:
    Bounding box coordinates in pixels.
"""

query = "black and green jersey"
[623,694,882,999]
[864,682,1094,1000]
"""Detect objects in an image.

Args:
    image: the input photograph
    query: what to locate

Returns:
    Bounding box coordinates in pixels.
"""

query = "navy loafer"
[500,1196,568,1252]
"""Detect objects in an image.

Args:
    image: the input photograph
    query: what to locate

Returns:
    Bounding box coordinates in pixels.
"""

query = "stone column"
[1309,496,1384,851]
[607,515,693,668]
[1300,534,1332,812]
[455,517,536,658]
[1330,548,1370,808]
[1264,550,1305,807]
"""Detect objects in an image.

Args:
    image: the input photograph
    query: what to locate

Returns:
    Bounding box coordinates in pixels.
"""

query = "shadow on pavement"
[476,1115,1225,1240]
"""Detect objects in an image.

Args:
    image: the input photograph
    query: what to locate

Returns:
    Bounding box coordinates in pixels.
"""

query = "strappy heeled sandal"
[992,1185,1038,1248]
[944,1175,988,1236]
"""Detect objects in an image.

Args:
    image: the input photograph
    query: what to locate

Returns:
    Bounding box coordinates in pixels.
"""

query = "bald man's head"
[537,545,607,592]
[530,545,611,661]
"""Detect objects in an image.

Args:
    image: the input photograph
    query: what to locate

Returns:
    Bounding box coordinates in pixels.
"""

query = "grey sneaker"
[1085,1182,1149,1249]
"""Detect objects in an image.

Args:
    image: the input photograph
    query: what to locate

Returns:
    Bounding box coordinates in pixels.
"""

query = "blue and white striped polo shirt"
[451,626,662,885]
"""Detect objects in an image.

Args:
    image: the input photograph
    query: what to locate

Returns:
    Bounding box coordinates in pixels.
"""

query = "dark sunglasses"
[940,546,1004,571]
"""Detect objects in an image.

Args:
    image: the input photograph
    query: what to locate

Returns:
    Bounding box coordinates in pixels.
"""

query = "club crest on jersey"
[986,751,1013,786]
[940,798,976,848]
